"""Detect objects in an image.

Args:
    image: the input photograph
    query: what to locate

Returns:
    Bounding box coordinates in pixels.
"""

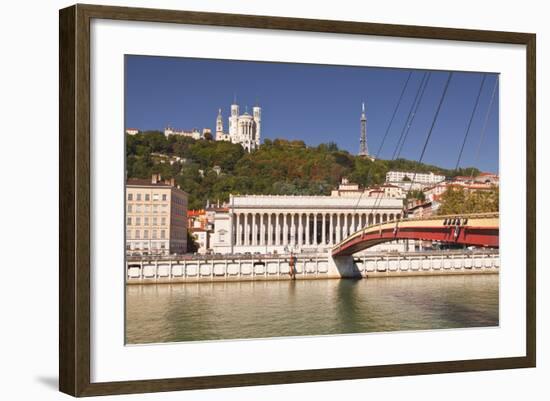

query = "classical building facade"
[212,192,404,255]
[126,174,188,256]
[215,102,261,152]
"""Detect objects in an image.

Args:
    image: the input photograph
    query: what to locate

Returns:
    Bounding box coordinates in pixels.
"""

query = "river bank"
[126,249,499,284]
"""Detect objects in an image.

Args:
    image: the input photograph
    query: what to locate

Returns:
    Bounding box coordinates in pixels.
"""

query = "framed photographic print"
[59,4,536,397]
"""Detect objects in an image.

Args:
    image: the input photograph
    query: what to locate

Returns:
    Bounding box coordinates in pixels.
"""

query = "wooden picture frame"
[59,3,536,397]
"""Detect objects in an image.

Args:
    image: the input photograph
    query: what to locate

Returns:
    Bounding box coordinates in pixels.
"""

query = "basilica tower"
[252,105,261,149]
[215,108,224,140]
[229,102,239,142]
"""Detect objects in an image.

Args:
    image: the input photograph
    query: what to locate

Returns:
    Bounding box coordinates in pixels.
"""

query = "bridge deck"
[332,213,499,256]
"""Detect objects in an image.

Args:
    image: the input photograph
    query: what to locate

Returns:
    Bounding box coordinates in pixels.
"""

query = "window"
[145,194,150,201]
[153,205,158,213]
[135,230,140,239]
[127,204,132,213]
[127,217,132,226]
[162,194,167,201]
[153,194,159,201]
[136,193,141,201]
[127,193,133,201]
[144,217,149,226]
[136,205,142,212]
[136,217,141,226]
[126,230,131,239]
[153,217,158,226]
[145,205,150,212]
[152,230,157,239]
[161,217,166,226]
[160,230,165,239]
[143,229,148,239]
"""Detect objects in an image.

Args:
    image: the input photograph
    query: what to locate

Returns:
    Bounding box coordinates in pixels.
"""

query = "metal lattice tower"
[359,102,369,157]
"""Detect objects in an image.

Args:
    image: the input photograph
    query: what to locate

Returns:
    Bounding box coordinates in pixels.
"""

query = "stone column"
[305,213,310,245]
[292,214,297,246]
[313,214,318,245]
[230,213,235,246]
[264,214,269,246]
[243,213,249,246]
[252,213,257,246]
[283,213,288,246]
[234,214,239,246]
[248,213,252,246]
[240,214,244,245]
[297,214,303,246]
[345,214,349,237]
[267,214,272,246]
[260,214,265,246]
[344,213,348,238]
[329,214,334,244]
[322,213,326,245]
[275,214,280,246]
[336,214,341,243]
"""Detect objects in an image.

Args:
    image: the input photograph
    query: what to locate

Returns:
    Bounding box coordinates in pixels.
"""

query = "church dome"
[239,113,253,120]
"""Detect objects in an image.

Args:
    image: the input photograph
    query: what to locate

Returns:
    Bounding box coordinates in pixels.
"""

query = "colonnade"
[232,211,401,247]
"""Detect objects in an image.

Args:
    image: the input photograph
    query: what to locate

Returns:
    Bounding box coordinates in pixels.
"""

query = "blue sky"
[125,55,499,173]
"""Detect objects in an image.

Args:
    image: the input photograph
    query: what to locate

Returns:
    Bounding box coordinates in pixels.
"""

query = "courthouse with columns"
[211,181,405,255]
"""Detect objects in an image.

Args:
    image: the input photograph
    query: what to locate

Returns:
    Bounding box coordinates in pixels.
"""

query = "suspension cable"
[469,75,499,181]
[370,72,453,223]
[396,74,431,159]
[350,71,413,216]
[373,71,413,158]
[368,72,431,219]
[405,72,454,208]
[392,72,428,160]
[453,74,487,172]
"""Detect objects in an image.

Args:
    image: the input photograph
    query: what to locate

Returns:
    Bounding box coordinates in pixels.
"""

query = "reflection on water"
[125,275,499,344]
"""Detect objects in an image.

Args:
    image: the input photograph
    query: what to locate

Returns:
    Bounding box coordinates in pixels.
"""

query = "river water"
[125,274,499,344]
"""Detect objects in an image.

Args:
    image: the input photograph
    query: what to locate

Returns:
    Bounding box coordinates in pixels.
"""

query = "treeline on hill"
[126,131,481,210]
[438,185,499,215]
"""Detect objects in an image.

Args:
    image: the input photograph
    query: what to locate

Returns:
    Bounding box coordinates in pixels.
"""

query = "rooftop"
[126,178,172,187]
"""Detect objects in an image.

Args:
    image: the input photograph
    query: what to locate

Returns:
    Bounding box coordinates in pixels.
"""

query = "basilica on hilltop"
[215,101,261,152]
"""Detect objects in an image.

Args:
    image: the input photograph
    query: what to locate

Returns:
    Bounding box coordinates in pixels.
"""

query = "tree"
[438,186,467,214]
[186,231,199,253]
[126,134,489,212]
[406,189,425,202]
[438,185,498,215]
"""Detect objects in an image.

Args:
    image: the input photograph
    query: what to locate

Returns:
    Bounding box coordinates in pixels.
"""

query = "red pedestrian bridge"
[332,212,499,257]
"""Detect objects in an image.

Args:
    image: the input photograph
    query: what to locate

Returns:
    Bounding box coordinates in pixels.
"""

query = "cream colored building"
[386,170,445,185]
[126,174,188,256]
[164,127,203,140]
[212,191,405,255]
[378,183,404,199]
[125,128,139,135]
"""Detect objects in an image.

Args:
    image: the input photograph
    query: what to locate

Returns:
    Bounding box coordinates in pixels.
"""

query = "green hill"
[126,131,481,210]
